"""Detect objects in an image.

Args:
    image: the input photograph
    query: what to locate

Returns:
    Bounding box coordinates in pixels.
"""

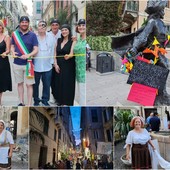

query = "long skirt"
[132,143,151,169]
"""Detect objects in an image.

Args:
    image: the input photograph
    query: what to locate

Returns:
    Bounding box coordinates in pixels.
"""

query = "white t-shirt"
[48,30,61,44]
[126,128,151,145]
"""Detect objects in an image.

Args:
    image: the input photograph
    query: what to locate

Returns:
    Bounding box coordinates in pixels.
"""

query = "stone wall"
[151,132,170,162]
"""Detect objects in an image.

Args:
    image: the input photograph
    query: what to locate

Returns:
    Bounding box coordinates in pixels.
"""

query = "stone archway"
[10,111,18,140]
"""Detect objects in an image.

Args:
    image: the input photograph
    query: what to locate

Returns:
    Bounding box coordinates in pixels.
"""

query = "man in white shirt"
[33,21,55,106]
[48,19,61,44]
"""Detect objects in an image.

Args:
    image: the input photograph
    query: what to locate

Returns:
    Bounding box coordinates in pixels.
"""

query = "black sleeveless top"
[0,39,12,92]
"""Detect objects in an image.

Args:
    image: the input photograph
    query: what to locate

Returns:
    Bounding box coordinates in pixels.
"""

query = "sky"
[21,0,33,16]
[70,107,81,145]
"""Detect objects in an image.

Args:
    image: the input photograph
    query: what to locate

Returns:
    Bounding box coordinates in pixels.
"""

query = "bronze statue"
[112,0,170,105]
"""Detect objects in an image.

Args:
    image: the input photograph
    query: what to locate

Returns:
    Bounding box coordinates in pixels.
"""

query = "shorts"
[12,63,35,85]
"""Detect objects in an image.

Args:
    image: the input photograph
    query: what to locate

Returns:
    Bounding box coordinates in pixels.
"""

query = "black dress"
[52,38,75,105]
[0,40,12,93]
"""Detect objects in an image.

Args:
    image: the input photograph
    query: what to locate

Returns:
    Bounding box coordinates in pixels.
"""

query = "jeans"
[33,69,52,104]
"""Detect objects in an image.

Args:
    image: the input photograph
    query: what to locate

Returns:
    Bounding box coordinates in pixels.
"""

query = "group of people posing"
[0,16,86,106]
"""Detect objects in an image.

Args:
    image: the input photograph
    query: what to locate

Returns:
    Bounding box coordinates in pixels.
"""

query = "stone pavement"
[86,68,170,106]
[12,153,28,169]
[2,57,79,106]
[114,140,131,169]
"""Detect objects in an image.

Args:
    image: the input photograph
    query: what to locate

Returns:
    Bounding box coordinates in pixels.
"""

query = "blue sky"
[70,107,81,145]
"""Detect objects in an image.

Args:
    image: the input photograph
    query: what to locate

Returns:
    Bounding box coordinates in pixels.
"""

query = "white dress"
[126,128,151,145]
[125,129,152,168]
[0,130,14,164]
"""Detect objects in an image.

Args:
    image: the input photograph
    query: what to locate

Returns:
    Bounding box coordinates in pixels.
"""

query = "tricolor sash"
[12,30,34,78]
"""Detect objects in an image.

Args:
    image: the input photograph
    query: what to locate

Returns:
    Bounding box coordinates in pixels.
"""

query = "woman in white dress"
[125,116,155,169]
[0,120,14,169]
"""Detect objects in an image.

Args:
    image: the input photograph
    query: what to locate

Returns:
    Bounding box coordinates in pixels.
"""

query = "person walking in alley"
[82,156,87,169]
[76,158,81,169]
[11,16,38,106]
[33,21,55,106]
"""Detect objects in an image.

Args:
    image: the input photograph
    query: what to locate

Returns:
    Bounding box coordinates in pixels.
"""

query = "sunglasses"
[39,23,47,28]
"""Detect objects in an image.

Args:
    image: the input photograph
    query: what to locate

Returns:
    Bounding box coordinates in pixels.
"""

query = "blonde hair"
[0,20,5,33]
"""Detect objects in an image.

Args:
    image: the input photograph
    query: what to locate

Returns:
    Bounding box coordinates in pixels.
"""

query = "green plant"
[86,1,123,36]
[51,3,77,26]
[114,109,134,139]
[87,35,112,51]
[5,26,14,36]
[61,152,68,160]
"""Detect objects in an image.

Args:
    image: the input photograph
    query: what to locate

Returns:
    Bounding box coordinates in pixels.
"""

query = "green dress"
[73,37,86,83]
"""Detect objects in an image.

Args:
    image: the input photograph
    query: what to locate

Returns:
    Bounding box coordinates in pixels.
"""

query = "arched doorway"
[10,111,18,140]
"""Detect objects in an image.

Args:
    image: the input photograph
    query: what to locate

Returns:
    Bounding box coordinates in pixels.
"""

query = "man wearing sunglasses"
[33,21,55,106]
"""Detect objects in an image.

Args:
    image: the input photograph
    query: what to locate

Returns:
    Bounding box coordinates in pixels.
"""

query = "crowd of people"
[0,16,86,106]
[41,157,113,169]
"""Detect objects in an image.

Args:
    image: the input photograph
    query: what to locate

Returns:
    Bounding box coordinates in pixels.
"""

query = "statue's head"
[145,0,167,18]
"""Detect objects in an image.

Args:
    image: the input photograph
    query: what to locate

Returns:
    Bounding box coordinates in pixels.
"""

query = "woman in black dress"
[0,21,12,105]
[52,24,75,105]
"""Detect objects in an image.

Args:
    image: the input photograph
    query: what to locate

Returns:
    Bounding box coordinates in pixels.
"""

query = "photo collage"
[0,0,170,170]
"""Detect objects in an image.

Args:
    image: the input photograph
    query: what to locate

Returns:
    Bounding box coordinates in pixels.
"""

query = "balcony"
[121,0,139,31]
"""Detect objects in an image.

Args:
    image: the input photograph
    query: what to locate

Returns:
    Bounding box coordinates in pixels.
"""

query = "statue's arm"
[133,19,155,50]
[128,19,155,57]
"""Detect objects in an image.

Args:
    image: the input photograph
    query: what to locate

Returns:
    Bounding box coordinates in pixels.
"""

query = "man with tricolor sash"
[11,16,38,106]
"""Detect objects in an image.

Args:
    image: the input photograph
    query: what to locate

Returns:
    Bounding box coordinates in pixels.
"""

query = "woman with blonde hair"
[125,116,155,169]
[0,120,14,169]
[0,20,12,105]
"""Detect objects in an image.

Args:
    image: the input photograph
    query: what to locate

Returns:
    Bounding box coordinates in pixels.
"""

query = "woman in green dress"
[73,19,86,105]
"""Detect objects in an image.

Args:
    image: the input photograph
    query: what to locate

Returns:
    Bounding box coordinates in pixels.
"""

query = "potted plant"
[114,109,134,139]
